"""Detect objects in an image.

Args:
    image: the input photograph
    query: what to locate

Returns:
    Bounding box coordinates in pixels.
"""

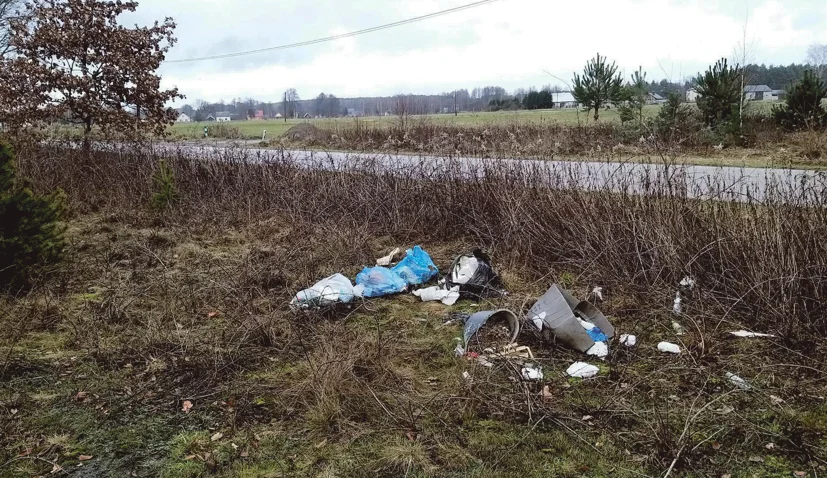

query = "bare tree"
[806,43,827,81]
[281,88,299,122]
[0,0,182,146]
[0,0,21,57]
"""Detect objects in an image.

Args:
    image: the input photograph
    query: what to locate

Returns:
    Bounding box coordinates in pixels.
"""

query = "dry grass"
[1,141,826,476]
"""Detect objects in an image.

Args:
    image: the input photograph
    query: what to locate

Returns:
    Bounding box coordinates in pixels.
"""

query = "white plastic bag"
[567,362,599,378]
[658,342,681,354]
[619,334,637,347]
[412,286,460,305]
[586,342,608,359]
[451,256,480,285]
[291,274,363,309]
[376,247,400,266]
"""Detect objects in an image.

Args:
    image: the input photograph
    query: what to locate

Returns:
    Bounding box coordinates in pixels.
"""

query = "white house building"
[552,92,578,108]
[215,111,232,122]
[176,113,192,123]
[685,88,699,103]
[744,85,774,101]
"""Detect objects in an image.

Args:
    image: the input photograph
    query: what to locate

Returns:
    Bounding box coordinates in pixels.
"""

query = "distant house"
[249,110,265,120]
[771,89,786,101]
[347,108,363,117]
[274,113,283,119]
[176,113,192,123]
[215,111,232,122]
[647,92,666,105]
[552,92,578,108]
[744,85,773,101]
[205,114,216,121]
[685,88,699,103]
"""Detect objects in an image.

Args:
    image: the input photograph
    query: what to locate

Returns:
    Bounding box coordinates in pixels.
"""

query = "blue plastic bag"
[356,266,407,298]
[586,327,608,343]
[392,246,439,286]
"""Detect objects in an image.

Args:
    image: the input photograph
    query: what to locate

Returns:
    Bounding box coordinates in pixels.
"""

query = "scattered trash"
[672,291,682,315]
[462,371,471,381]
[454,343,465,357]
[541,385,553,402]
[567,362,599,378]
[463,310,520,352]
[770,395,784,404]
[291,273,364,309]
[445,249,504,300]
[726,372,751,390]
[590,286,604,302]
[586,342,608,359]
[730,330,776,338]
[748,456,764,463]
[477,356,494,367]
[355,266,407,298]
[680,276,696,290]
[493,343,534,359]
[528,285,615,353]
[578,318,609,342]
[181,400,193,413]
[521,365,544,381]
[413,285,460,305]
[672,321,686,336]
[658,342,681,354]
[375,247,400,266]
[619,334,637,347]
[765,442,776,450]
[391,246,439,286]
[211,432,223,442]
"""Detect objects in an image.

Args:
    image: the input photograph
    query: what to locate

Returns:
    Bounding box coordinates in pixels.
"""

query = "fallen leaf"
[50,463,63,474]
[712,442,721,450]
[406,431,417,441]
[208,311,219,318]
[314,439,327,448]
[765,443,776,450]
[749,456,764,463]
[181,400,193,413]
[18,448,32,457]
[541,385,553,402]
[794,472,807,477]
[721,475,731,478]
[231,443,239,450]
[240,450,249,458]
[582,415,593,421]
[78,455,93,461]
[184,455,196,461]
[210,432,223,442]
[75,391,89,402]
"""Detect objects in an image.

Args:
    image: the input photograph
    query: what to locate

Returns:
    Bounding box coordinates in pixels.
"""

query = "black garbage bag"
[445,249,504,300]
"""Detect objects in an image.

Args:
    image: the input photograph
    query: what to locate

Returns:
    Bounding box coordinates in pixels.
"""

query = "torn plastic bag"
[291,273,364,309]
[528,285,615,353]
[445,249,503,300]
[355,266,407,298]
[391,246,439,286]
[462,309,520,350]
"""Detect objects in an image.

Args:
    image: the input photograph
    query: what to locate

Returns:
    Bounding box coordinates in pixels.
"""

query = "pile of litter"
[291,252,776,388]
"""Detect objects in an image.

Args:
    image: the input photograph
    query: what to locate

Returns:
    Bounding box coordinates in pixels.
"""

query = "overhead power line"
[165,0,501,64]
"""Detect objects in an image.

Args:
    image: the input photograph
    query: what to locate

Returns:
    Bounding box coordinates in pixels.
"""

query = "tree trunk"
[82,119,92,155]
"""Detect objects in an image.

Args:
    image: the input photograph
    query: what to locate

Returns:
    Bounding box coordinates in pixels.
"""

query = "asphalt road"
[153,141,827,203]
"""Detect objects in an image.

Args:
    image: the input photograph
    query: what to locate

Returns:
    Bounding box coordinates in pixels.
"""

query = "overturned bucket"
[463,309,520,350]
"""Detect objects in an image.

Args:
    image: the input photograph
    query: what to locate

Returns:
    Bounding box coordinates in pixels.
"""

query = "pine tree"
[572,53,624,121]
[773,70,827,131]
[0,142,65,289]
[695,58,742,127]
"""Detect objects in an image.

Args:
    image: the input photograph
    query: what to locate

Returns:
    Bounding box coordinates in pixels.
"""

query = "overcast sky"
[125,0,827,105]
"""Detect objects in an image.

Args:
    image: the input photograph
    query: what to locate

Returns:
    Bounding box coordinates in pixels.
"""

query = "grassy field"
[2,143,826,477]
[2,212,825,477]
[169,102,781,140]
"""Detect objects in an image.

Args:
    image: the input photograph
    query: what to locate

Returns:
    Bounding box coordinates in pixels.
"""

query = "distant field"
[169,106,661,139]
[170,102,781,140]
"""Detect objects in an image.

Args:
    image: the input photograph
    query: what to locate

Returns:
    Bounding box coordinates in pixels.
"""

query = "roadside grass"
[2,212,825,477]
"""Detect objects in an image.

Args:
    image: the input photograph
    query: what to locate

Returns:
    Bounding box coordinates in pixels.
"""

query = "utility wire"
[165,0,501,64]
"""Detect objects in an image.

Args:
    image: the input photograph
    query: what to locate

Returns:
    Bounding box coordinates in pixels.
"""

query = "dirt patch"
[283,123,332,143]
